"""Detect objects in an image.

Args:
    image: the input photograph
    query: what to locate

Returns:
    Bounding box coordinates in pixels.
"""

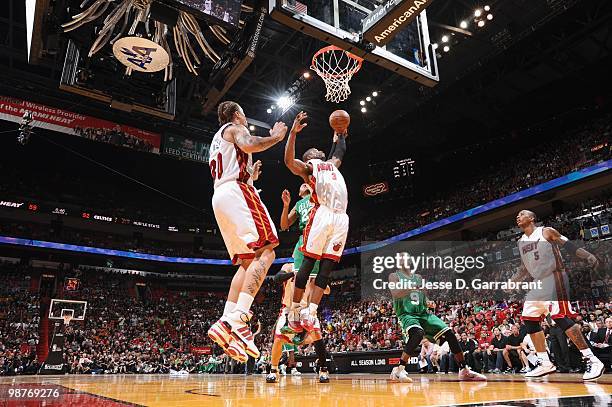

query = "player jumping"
[388,259,486,382]
[267,264,331,383]
[207,101,287,362]
[283,111,349,334]
[512,210,604,380]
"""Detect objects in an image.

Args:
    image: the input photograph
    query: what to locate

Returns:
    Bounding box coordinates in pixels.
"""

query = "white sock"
[580,348,596,360]
[537,352,550,362]
[234,292,254,315]
[223,301,237,317]
[308,303,318,315]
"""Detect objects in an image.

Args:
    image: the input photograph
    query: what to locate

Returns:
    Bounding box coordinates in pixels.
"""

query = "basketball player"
[279,184,320,375]
[207,101,288,363]
[283,111,349,333]
[267,264,331,383]
[512,210,604,380]
[388,259,486,382]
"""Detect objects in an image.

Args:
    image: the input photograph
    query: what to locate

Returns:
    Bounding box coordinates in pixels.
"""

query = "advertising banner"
[0,95,160,153]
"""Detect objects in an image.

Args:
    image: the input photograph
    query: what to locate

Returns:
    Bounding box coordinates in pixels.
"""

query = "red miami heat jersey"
[209,123,253,189]
[307,158,348,213]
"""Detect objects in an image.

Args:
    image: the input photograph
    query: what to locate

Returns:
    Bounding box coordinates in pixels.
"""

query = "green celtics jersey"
[393,271,428,316]
[294,194,313,231]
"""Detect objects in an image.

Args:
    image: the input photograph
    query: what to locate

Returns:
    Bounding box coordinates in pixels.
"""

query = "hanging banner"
[163,134,210,163]
[0,95,160,154]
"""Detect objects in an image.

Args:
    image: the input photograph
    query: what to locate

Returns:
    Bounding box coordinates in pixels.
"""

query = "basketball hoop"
[62,314,73,326]
[311,45,363,103]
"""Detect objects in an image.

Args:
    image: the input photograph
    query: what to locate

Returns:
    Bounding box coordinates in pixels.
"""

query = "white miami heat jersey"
[209,123,253,189]
[518,226,563,280]
[307,158,348,213]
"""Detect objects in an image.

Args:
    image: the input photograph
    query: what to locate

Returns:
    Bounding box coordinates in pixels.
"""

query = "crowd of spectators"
[74,126,155,153]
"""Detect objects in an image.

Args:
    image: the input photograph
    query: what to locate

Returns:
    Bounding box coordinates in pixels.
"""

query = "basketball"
[329,110,350,133]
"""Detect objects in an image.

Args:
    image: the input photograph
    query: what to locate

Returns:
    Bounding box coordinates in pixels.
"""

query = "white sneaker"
[207,319,248,363]
[583,358,605,381]
[222,311,260,358]
[280,364,286,375]
[266,371,278,383]
[319,368,330,383]
[458,367,487,381]
[390,366,413,382]
[291,369,302,376]
[519,367,531,373]
[524,359,556,378]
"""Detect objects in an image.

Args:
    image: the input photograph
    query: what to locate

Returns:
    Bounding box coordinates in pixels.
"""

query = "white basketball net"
[311,46,363,103]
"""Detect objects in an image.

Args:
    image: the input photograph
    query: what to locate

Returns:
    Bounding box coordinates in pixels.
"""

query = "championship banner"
[363,181,390,197]
[163,134,210,163]
[362,0,434,46]
[0,95,160,154]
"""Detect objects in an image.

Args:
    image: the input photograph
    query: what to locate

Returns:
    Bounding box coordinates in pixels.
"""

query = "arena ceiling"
[0,0,610,153]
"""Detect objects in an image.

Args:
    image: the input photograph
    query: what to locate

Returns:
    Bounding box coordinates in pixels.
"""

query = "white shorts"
[300,204,348,262]
[212,181,278,265]
[521,300,577,321]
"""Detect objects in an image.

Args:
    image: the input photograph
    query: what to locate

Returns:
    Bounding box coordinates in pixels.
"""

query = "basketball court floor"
[0,373,610,406]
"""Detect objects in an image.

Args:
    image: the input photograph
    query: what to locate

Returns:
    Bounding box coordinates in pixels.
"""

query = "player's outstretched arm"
[327,132,347,168]
[280,189,297,231]
[229,122,287,154]
[284,112,311,181]
[542,227,599,267]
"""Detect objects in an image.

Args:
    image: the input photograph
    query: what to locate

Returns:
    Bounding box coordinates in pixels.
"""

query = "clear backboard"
[269,0,438,86]
[49,299,88,322]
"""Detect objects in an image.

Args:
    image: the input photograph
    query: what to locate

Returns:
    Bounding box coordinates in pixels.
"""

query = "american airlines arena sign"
[362,0,434,46]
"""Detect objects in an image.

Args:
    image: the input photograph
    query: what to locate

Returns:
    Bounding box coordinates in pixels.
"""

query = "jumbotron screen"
[174,0,243,26]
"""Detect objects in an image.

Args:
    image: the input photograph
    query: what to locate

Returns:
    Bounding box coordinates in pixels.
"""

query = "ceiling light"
[484,5,490,11]
[277,95,293,110]
[432,43,438,50]
[441,35,449,43]
[474,9,482,17]
[361,107,366,113]
[460,21,468,29]
[366,96,372,102]
[443,45,450,52]
[372,91,378,97]
[266,108,272,114]
[303,72,311,79]
[360,100,365,106]
[249,125,255,131]
[477,20,485,27]
[487,13,493,20]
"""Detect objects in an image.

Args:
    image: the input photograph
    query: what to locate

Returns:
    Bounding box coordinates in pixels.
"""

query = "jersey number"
[533,251,539,261]
[410,292,420,305]
[210,152,223,180]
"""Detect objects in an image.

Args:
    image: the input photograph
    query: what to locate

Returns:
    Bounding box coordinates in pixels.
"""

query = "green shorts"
[282,343,298,353]
[398,312,450,343]
[293,236,320,276]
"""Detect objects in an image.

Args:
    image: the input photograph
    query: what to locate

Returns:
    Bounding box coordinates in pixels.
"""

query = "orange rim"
[311,45,363,79]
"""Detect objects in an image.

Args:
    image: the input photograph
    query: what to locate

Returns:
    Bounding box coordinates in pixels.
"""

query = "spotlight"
[474,9,482,17]
[432,43,438,50]
[484,5,490,11]
[277,95,293,109]
[303,71,311,79]
[460,20,468,29]
[441,35,449,43]
[266,108,272,114]
[366,96,372,102]
[271,105,276,110]
[360,100,365,106]
[477,20,485,27]
[372,91,378,97]
[249,125,255,131]
[487,13,493,20]
[443,45,450,52]
[361,107,366,113]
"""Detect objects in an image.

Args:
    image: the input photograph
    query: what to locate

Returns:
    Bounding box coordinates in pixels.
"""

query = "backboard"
[49,299,88,321]
[268,0,438,86]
